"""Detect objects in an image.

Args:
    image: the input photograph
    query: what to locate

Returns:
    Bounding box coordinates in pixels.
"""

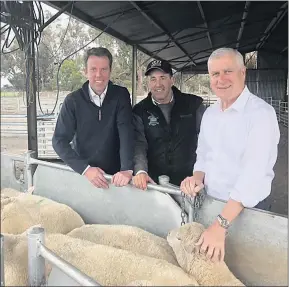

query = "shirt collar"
[151,91,174,105]
[88,84,108,100]
[217,85,250,112]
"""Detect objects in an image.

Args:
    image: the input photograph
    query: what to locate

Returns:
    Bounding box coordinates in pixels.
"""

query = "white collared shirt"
[194,86,280,207]
[88,84,108,107]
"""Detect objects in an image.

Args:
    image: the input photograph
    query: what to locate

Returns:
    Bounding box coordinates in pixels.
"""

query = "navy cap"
[145,60,173,76]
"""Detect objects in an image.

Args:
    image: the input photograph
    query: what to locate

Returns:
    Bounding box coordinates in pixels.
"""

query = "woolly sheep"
[2,233,29,286]
[67,224,178,265]
[1,188,22,199]
[2,232,199,286]
[45,233,199,286]
[126,280,154,286]
[1,193,84,234]
[167,222,244,286]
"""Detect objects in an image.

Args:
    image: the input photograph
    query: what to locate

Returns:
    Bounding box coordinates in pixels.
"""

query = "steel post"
[27,227,46,286]
[1,234,4,287]
[25,3,38,158]
[25,150,36,189]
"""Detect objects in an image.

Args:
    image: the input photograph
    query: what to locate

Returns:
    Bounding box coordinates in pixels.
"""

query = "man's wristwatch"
[217,214,230,229]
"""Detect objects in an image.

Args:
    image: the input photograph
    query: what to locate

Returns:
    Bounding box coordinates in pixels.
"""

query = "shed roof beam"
[39,2,73,32]
[280,46,287,53]
[256,2,288,50]
[130,1,196,66]
[236,1,251,49]
[197,2,213,49]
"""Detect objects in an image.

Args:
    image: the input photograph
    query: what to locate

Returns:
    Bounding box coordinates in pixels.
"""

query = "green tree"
[54,59,85,91]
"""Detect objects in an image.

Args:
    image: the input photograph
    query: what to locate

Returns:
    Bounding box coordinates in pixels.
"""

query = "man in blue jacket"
[52,47,134,189]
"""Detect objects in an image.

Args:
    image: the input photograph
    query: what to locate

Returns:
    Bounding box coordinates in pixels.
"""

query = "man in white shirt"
[180,48,280,262]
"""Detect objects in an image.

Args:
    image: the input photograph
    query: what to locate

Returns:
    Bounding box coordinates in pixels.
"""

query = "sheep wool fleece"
[67,224,178,265]
[45,233,199,286]
[1,192,84,234]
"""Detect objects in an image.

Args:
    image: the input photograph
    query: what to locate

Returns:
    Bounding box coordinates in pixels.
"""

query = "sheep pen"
[3,232,199,286]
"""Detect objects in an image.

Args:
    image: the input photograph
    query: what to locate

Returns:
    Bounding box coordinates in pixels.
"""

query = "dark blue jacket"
[52,81,134,175]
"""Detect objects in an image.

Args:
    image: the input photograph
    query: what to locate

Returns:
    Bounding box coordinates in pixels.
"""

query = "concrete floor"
[269,124,288,215]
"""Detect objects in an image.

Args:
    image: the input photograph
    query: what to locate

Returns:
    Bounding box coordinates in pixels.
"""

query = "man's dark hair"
[84,47,113,69]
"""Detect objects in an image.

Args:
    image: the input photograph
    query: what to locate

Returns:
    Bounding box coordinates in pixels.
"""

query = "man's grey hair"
[208,48,245,68]
[84,47,113,69]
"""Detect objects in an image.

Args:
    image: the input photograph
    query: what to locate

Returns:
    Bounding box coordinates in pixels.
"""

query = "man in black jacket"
[132,60,205,189]
[52,47,134,189]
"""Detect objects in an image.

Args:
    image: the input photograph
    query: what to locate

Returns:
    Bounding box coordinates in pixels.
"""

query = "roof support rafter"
[256,2,288,50]
[169,34,259,62]
[236,1,251,49]
[197,1,213,49]
[130,1,196,66]
[280,46,288,53]
[44,1,168,65]
[39,2,73,32]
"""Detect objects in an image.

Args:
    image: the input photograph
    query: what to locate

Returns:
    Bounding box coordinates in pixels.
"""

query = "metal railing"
[25,151,184,196]
[26,227,100,286]
[1,114,59,158]
[262,97,288,127]
[0,228,100,287]
[0,151,197,287]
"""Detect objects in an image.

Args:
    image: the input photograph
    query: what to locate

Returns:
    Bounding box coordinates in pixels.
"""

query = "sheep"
[67,224,178,266]
[167,222,244,286]
[1,187,22,199]
[2,233,29,286]
[45,233,199,286]
[2,232,199,286]
[1,193,84,235]
[126,280,154,286]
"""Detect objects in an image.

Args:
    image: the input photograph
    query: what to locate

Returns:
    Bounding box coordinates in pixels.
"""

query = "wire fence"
[261,97,288,127]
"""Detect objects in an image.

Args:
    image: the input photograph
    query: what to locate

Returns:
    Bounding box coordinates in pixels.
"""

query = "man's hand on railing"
[180,175,204,197]
[132,172,156,191]
[84,167,109,189]
[111,170,133,187]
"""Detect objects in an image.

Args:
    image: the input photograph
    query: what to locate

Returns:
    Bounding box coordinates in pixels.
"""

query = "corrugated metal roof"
[45,1,288,72]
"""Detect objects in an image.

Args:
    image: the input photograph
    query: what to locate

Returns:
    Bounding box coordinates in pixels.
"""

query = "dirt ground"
[1,124,288,215]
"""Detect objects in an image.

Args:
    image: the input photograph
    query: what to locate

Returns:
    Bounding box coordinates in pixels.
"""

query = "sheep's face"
[167,222,205,271]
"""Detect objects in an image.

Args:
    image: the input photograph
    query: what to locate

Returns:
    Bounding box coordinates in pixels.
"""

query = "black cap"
[145,60,173,76]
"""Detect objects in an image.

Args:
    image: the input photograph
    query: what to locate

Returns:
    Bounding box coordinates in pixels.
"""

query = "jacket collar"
[144,85,182,108]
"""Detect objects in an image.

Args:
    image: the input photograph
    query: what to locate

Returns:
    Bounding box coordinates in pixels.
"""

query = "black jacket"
[52,81,134,175]
[132,86,204,186]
